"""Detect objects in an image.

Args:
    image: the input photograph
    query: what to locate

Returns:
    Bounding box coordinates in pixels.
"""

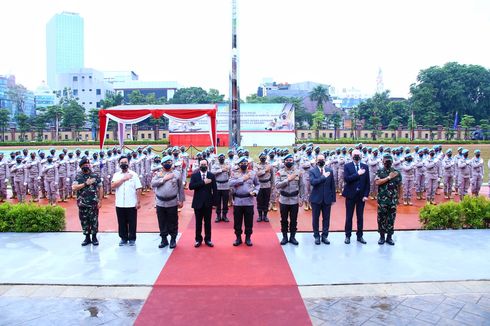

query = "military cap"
[227,149,233,154]
[283,153,293,161]
[258,152,266,158]
[236,156,248,164]
[79,158,90,167]
[162,155,173,162]
[446,149,452,154]
[475,149,481,154]
[383,154,393,161]
[218,153,225,158]
[462,149,469,155]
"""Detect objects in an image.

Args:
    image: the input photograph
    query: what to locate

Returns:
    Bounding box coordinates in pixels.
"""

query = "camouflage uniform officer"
[275,154,303,246]
[25,152,42,202]
[375,154,402,246]
[457,149,471,198]
[400,154,415,205]
[442,149,456,199]
[0,153,9,201]
[211,153,231,222]
[424,149,439,205]
[72,158,103,246]
[151,155,185,249]
[10,156,27,203]
[43,155,59,206]
[470,150,484,196]
[254,152,273,222]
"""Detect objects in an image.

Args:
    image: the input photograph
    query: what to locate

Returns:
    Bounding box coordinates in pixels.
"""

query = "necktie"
[202,173,206,181]
[356,164,359,172]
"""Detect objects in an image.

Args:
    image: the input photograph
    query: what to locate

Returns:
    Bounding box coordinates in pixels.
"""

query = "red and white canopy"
[98,104,218,149]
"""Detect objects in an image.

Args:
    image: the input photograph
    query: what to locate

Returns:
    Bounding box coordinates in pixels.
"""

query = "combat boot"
[280,233,288,245]
[378,233,386,245]
[289,233,299,245]
[222,214,230,222]
[169,236,177,249]
[159,237,169,248]
[215,213,221,223]
[92,234,99,246]
[386,235,395,246]
[245,235,253,246]
[233,236,242,246]
[81,234,91,246]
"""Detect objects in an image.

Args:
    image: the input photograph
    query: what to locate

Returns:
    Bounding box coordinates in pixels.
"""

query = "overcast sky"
[1,0,489,98]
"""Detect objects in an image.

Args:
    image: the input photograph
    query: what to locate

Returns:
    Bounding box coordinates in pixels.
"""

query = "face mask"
[163,163,172,170]
[81,166,90,173]
[239,164,247,171]
[285,162,294,168]
[50,151,55,155]
[155,161,161,165]
[260,158,266,163]
[406,159,412,163]
[430,153,434,157]
[100,154,104,158]
[120,163,129,171]
[447,154,452,158]
[306,151,312,156]
[202,154,207,159]
[59,156,64,160]
[108,153,112,157]
[228,155,234,159]
[16,160,22,164]
[68,155,73,159]
[353,155,361,161]
[173,153,179,157]
[219,158,225,164]
[384,161,392,169]
[317,160,325,167]
[476,154,480,158]
[200,166,207,172]
[30,155,35,159]
[464,154,468,159]
[374,153,378,157]
[269,155,275,159]
[48,159,53,163]
[315,150,320,154]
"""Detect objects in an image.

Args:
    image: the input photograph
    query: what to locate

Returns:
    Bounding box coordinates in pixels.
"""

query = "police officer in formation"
[211,153,231,222]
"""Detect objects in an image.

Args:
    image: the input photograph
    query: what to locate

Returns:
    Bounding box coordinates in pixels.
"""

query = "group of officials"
[4,144,486,248]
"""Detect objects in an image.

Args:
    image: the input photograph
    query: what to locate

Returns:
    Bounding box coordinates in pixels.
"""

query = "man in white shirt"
[111,155,142,246]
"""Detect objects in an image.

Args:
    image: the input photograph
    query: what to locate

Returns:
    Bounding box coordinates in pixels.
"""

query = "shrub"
[460,195,490,229]
[0,203,65,232]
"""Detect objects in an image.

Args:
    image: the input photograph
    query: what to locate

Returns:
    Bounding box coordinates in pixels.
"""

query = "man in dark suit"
[189,158,217,248]
[309,154,336,245]
[342,149,370,244]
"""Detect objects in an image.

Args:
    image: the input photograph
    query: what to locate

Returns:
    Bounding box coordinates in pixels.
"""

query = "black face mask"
[317,160,325,167]
[202,154,207,159]
[163,163,172,170]
[285,162,294,168]
[30,155,35,159]
[82,166,90,173]
[50,151,55,155]
[16,160,22,164]
[68,155,73,159]
[59,156,64,160]
[260,158,266,163]
[228,155,234,159]
[155,161,161,165]
[464,154,468,159]
[239,164,247,171]
[476,154,481,158]
[406,159,412,163]
[353,155,361,161]
[48,159,53,163]
[120,163,129,171]
[315,150,320,154]
[219,158,225,164]
[200,166,207,172]
[384,161,392,169]
[100,154,104,158]
[108,153,112,157]
[306,151,312,156]
[430,153,434,157]
[93,156,98,160]
[447,154,452,158]
[173,153,179,157]
[269,155,275,159]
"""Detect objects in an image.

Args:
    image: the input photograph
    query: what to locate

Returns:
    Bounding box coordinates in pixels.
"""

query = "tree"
[62,101,86,140]
[208,88,225,103]
[388,117,401,140]
[311,107,325,140]
[15,113,30,141]
[170,87,211,104]
[43,105,63,141]
[0,109,10,142]
[309,85,331,111]
[31,114,47,141]
[7,84,28,116]
[460,114,476,140]
[479,119,490,140]
[327,112,342,140]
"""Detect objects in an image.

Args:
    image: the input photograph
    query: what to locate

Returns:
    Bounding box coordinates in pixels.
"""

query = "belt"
[216,179,229,184]
[235,193,252,198]
[280,190,299,197]
[259,177,271,183]
[156,195,177,202]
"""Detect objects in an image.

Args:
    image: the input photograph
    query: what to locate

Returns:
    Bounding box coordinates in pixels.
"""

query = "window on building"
[329,133,333,138]
[44,135,48,140]
[162,133,166,139]
[89,89,92,92]
[63,89,67,96]
[89,102,92,105]
[141,134,145,139]
[82,76,85,79]
[89,76,92,79]
[85,134,89,140]
[96,102,101,108]
[301,132,305,138]
[343,133,347,138]
[82,102,85,105]
[4,136,7,141]
[405,133,409,138]
[65,135,68,140]
[385,133,388,138]
[392,133,395,138]
[127,134,130,139]
[322,132,326,137]
[25,135,28,140]
[425,134,429,139]
[73,89,78,96]
[308,133,311,138]
[148,133,152,139]
[82,89,85,92]
[73,76,78,82]
[96,89,101,95]
[364,133,368,138]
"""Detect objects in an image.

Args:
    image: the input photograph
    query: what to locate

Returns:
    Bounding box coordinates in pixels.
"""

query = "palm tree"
[309,85,331,111]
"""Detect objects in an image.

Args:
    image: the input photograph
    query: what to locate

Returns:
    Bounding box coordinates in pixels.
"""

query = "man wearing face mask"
[268,150,279,211]
[442,149,456,199]
[43,155,59,206]
[229,157,260,246]
[112,155,142,246]
[0,153,8,202]
[152,155,185,249]
[414,150,427,200]
[67,152,77,198]
[400,154,416,205]
[342,150,370,244]
[72,158,103,246]
[7,152,17,199]
[10,156,28,203]
[57,153,70,202]
[424,149,439,205]
[300,148,314,211]
[470,150,484,196]
[375,154,402,245]
[457,149,471,198]
[189,158,217,248]
[25,152,42,202]
[254,152,273,223]
[38,151,47,199]
[368,149,381,199]
[211,153,231,223]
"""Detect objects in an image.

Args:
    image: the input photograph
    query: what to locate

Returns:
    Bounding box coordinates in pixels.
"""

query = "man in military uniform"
[43,155,59,206]
[7,152,17,199]
[275,154,302,245]
[469,150,484,196]
[57,153,70,202]
[152,155,185,249]
[414,150,426,200]
[268,150,280,211]
[211,153,231,222]
[229,157,260,246]
[0,153,8,201]
[368,148,381,199]
[400,154,415,205]
[457,149,471,198]
[442,149,456,199]
[10,156,27,203]
[72,158,103,246]
[67,152,78,198]
[300,148,314,211]
[424,149,439,205]
[255,152,273,222]
[375,154,402,245]
[25,151,42,202]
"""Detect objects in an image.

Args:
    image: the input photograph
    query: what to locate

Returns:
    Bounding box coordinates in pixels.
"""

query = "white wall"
[241,131,295,147]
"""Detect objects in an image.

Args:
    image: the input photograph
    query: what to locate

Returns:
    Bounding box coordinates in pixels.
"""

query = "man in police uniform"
[72,158,103,246]
[275,154,302,245]
[255,152,273,222]
[211,153,231,222]
[152,155,184,249]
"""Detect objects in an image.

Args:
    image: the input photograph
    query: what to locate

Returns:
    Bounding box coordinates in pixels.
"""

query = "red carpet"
[135,215,311,325]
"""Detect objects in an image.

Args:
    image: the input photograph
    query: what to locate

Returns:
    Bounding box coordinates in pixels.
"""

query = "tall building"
[46,12,84,89]
[34,81,56,110]
[0,75,15,113]
[103,71,139,84]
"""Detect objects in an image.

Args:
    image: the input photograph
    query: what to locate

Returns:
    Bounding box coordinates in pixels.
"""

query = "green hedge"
[297,138,490,145]
[0,203,65,232]
[419,196,490,230]
[0,140,169,147]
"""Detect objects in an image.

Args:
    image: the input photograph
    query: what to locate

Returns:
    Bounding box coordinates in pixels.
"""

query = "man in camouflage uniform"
[25,151,42,202]
[470,150,484,196]
[10,156,27,203]
[255,152,273,222]
[0,153,8,201]
[72,158,103,246]
[375,154,402,246]
[211,153,231,222]
[275,154,302,245]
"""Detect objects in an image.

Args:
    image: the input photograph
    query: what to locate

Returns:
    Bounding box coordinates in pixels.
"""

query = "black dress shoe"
[344,237,350,244]
[194,241,202,248]
[81,236,91,246]
[169,238,176,249]
[205,240,214,247]
[233,237,242,246]
[280,236,288,245]
[159,238,169,248]
[289,237,299,246]
[245,237,253,246]
[119,240,128,246]
[321,237,330,245]
[262,216,269,222]
[386,236,395,246]
[222,216,230,222]
[357,237,367,244]
[215,217,221,223]
[257,216,263,222]
[314,237,321,245]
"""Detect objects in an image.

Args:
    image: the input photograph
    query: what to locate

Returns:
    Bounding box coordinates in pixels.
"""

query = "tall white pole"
[229,0,240,147]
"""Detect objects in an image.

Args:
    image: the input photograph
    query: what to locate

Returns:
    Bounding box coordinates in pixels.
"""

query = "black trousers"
[156,205,178,238]
[311,202,331,238]
[345,193,365,238]
[280,203,298,234]
[194,206,212,242]
[216,189,229,216]
[234,205,254,236]
[116,207,137,241]
[257,187,271,214]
